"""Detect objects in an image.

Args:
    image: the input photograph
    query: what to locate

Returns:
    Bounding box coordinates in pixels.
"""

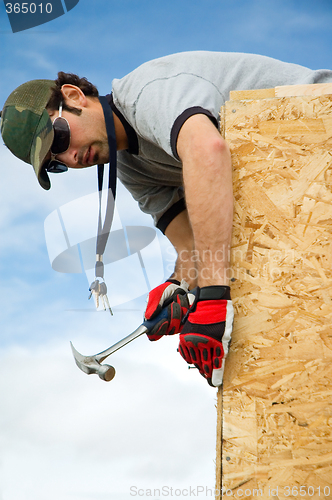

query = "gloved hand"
[178,285,233,387]
[145,279,191,341]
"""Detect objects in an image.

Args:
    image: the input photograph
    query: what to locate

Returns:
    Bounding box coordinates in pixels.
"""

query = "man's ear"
[61,84,87,107]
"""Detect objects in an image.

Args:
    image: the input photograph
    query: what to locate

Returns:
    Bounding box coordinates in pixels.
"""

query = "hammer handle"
[96,306,170,363]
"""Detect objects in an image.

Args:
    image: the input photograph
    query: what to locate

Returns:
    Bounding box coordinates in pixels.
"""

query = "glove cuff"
[196,285,231,301]
[183,286,231,320]
[166,278,181,286]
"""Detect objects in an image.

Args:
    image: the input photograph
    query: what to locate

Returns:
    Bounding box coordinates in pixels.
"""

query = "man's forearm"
[169,251,198,289]
[177,115,233,287]
[164,209,197,289]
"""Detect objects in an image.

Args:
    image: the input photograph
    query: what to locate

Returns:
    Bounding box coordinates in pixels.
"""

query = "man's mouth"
[83,146,97,166]
[79,146,99,167]
[84,146,92,165]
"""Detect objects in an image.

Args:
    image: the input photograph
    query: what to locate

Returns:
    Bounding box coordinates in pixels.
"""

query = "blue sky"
[1,1,332,499]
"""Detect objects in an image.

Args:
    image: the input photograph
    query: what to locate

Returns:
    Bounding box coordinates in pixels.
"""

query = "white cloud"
[0,341,217,500]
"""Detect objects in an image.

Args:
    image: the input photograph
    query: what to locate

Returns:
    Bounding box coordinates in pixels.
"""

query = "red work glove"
[144,279,191,341]
[178,286,233,387]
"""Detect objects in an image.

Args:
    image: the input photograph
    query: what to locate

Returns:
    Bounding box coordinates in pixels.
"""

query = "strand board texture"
[216,90,332,499]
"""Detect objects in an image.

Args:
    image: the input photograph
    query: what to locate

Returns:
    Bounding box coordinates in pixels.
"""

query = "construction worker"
[1,51,332,386]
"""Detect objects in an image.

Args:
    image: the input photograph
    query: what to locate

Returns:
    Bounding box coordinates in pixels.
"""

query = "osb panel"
[217,95,332,499]
[229,82,332,101]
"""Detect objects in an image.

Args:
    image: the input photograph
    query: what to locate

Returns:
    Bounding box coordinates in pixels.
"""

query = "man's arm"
[174,114,234,386]
[144,209,194,340]
[164,209,197,289]
[176,114,233,287]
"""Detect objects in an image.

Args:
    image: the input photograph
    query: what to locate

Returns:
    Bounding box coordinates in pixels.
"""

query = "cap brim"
[30,108,54,190]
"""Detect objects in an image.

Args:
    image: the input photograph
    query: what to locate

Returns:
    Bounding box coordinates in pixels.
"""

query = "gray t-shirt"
[111,51,332,231]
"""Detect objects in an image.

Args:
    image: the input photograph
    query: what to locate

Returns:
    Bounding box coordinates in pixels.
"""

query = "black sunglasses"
[45,102,71,173]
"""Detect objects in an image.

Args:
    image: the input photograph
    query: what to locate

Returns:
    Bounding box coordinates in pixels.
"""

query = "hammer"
[70,304,172,381]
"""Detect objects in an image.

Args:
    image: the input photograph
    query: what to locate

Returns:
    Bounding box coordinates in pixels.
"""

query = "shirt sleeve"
[116,72,224,160]
[170,106,218,160]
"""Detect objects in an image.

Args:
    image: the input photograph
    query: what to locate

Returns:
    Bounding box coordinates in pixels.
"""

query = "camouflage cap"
[0,79,55,190]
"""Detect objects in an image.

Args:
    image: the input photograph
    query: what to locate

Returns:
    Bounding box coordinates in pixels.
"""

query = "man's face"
[47,102,110,169]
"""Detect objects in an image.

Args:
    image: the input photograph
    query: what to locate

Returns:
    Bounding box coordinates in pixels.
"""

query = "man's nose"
[57,147,78,169]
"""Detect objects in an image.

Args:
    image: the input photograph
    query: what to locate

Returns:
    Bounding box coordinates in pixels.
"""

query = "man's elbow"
[177,113,231,166]
[209,134,230,158]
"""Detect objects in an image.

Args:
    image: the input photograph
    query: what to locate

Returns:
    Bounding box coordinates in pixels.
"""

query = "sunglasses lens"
[51,117,70,155]
[46,160,68,173]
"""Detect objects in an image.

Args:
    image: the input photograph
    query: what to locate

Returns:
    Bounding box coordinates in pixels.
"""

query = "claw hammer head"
[70,342,116,381]
[70,306,170,381]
